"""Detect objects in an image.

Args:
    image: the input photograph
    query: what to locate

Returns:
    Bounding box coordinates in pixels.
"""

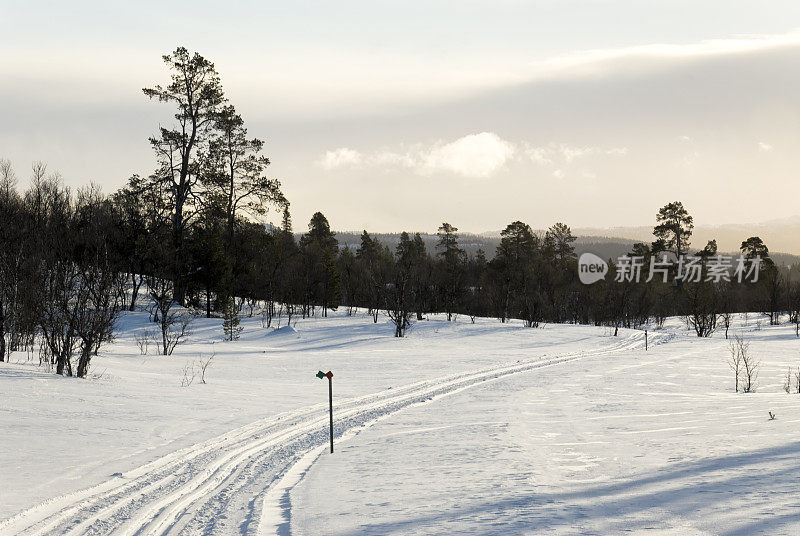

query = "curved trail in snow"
[0,332,652,536]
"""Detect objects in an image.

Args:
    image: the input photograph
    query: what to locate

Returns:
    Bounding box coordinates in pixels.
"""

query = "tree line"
[1,48,799,377]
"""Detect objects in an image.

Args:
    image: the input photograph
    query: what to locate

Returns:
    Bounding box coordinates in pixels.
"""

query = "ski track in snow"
[0,332,651,536]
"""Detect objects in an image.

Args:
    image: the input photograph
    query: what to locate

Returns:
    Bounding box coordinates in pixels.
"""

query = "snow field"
[1,309,644,535]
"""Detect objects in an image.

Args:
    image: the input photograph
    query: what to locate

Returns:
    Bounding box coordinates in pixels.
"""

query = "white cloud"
[758,141,774,152]
[320,147,362,170]
[321,136,628,179]
[319,132,515,178]
[527,147,553,165]
[606,147,629,156]
[524,143,628,164]
[560,146,592,163]
[370,151,416,167]
[421,132,515,178]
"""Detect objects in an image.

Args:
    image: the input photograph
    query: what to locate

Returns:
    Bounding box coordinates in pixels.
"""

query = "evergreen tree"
[191,211,231,317]
[281,205,293,234]
[299,212,340,316]
[546,222,577,262]
[653,201,693,259]
[356,230,384,322]
[143,47,227,304]
[409,232,432,320]
[436,223,466,321]
[202,104,286,252]
[741,236,781,324]
[652,201,694,290]
[387,232,415,337]
[491,221,537,323]
[337,246,358,315]
[222,296,243,340]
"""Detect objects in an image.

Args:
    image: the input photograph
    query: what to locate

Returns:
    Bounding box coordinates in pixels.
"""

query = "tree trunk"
[130,274,142,312]
[77,346,92,378]
[56,350,71,376]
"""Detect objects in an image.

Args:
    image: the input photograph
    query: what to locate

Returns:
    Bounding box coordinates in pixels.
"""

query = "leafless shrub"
[728,337,743,393]
[134,329,151,355]
[729,334,757,393]
[164,314,193,356]
[146,277,194,355]
[198,347,215,384]
[720,311,732,339]
[742,353,759,393]
[180,361,196,387]
[784,368,791,394]
[91,368,108,381]
[684,279,719,338]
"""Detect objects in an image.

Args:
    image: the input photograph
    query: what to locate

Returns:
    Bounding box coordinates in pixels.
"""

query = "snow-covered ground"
[1,309,799,535]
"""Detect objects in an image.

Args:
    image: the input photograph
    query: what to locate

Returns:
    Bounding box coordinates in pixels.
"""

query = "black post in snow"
[316,370,334,453]
[645,330,648,351]
[328,373,334,453]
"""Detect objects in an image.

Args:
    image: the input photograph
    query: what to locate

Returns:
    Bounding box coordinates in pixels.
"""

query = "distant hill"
[327,227,800,268]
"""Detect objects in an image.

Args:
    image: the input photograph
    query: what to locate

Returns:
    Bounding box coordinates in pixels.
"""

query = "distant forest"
[333,231,800,268]
[1,47,799,378]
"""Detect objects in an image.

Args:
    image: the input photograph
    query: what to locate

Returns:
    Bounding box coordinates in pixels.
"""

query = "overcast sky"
[3,1,800,234]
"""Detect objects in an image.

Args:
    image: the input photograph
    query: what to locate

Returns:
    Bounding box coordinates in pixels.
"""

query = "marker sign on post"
[316,370,334,453]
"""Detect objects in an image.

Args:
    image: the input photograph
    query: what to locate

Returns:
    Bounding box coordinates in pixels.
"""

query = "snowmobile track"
[0,332,648,536]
